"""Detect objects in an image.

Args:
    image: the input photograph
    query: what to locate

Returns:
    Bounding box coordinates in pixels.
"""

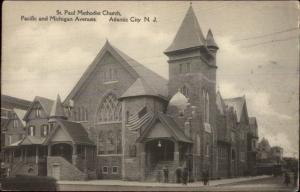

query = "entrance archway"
[146,139,174,165]
[51,143,72,162]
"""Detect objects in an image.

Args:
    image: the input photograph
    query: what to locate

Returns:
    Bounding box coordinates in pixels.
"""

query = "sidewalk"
[57,175,271,187]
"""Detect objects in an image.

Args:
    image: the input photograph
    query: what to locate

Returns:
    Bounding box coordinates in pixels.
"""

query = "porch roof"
[5,139,23,148]
[44,119,95,146]
[4,136,45,148]
[20,136,46,145]
[137,112,192,143]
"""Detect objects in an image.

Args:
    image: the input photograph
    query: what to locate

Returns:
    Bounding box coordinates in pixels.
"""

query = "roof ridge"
[64,41,168,102]
[111,45,167,82]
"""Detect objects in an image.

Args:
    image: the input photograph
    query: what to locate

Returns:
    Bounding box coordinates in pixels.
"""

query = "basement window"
[102,166,108,174]
[112,166,118,174]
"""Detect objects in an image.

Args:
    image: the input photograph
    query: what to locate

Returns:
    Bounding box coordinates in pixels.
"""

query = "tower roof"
[50,94,66,119]
[165,6,206,53]
[206,29,219,49]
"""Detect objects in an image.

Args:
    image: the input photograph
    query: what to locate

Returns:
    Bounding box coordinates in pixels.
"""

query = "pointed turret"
[49,94,67,122]
[165,5,206,54]
[206,29,219,52]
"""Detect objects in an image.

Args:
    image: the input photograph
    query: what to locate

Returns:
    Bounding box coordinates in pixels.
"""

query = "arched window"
[206,92,210,123]
[85,108,88,121]
[98,94,122,122]
[202,89,210,123]
[196,134,201,154]
[180,85,189,97]
[116,130,122,154]
[202,90,206,121]
[97,131,105,155]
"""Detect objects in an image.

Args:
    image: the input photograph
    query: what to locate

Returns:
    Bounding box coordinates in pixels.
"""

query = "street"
[57,175,298,191]
[215,176,297,192]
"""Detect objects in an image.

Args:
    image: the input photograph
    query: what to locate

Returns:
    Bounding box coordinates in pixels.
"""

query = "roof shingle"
[58,119,94,145]
[65,41,168,102]
[165,6,206,53]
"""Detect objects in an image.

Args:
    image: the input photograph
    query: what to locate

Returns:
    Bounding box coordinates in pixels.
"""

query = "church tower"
[164,5,219,178]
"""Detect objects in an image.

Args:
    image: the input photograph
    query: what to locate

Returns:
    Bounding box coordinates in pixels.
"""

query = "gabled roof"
[64,40,168,102]
[206,29,218,49]
[20,136,45,145]
[9,139,23,147]
[112,45,168,99]
[59,120,94,145]
[13,108,27,126]
[45,119,94,145]
[1,94,31,110]
[137,112,192,143]
[165,6,206,53]
[216,91,226,115]
[50,94,66,119]
[23,96,54,120]
[4,136,45,148]
[224,96,247,122]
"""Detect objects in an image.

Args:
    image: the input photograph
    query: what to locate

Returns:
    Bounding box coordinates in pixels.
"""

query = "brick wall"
[96,155,122,179]
[122,96,166,181]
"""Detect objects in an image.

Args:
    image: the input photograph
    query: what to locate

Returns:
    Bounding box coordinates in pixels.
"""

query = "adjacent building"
[256,138,284,175]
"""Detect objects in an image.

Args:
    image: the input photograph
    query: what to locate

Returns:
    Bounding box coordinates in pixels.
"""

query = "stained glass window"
[98,94,122,122]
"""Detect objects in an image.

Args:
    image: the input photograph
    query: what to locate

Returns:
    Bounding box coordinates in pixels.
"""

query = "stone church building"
[2,5,259,181]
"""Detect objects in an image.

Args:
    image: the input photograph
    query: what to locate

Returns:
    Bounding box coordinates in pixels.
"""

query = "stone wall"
[11,161,38,176]
[47,156,87,180]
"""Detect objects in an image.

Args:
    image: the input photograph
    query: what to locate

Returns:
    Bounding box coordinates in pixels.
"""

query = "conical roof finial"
[206,29,219,49]
[50,94,67,120]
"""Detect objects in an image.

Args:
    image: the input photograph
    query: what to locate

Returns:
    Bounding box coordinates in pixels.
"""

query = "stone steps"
[146,161,178,183]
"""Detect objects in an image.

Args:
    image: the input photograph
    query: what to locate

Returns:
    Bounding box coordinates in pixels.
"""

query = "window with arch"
[206,143,210,157]
[180,85,189,97]
[97,94,122,122]
[202,89,210,123]
[196,134,201,155]
[206,92,210,123]
[116,130,122,154]
[97,131,105,154]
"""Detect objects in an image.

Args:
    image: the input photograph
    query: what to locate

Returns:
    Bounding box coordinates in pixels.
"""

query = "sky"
[2,1,299,157]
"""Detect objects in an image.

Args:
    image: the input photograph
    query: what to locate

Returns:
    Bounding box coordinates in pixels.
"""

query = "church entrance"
[146,139,174,165]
